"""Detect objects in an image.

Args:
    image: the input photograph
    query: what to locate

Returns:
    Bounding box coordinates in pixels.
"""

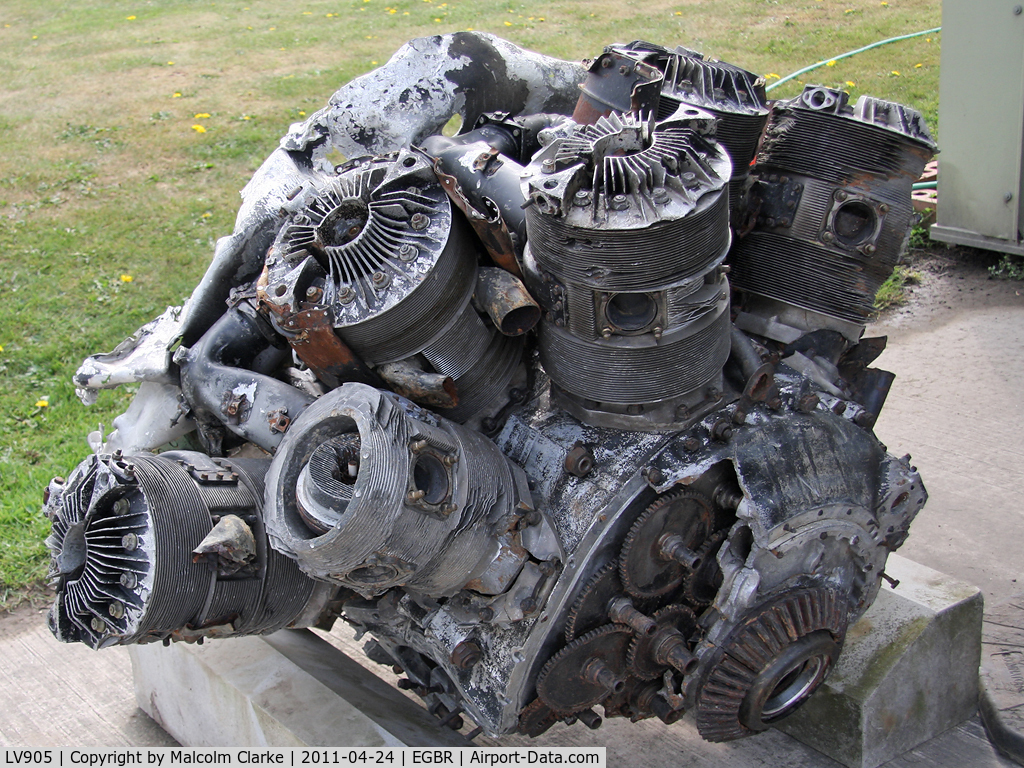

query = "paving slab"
[979,593,1024,765]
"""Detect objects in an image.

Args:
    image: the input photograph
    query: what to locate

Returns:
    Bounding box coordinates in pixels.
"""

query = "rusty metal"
[536,624,633,714]
[377,361,458,409]
[619,489,714,599]
[433,158,523,277]
[563,441,595,479]
[695,588,846,742]
[475,267,540,336]
[571,48,664,126]
[273,305,383,390]
[627,604,699,679]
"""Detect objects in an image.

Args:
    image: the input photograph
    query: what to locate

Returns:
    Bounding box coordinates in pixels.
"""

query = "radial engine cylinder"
[522,110,733,429]
[43,451,334,649]
[261,149,523,424]
[728,86,937,341]
[263,383,538,598]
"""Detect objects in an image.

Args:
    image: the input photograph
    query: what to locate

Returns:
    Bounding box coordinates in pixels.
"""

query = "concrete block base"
[776,554,983,768]
[128,628,468,748]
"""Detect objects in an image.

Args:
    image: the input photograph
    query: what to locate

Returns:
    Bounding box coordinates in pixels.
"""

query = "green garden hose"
[766,27,941,92]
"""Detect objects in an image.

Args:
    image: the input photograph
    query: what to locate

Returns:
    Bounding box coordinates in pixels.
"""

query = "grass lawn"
[0,0,942,607]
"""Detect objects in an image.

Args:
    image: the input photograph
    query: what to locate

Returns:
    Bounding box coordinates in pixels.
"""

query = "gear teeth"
[695,588,847,742]
[564,562,620,642]
[680,528,729,607]
[618,488,713,599]
[625,603,700,680]
[537,624,633,715]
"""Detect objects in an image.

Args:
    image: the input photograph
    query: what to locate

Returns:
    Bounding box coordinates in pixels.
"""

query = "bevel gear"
[619,487,714,599]
[695,587,847,742]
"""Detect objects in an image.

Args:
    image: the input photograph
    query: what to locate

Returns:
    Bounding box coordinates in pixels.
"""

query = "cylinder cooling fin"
[44,452,333,649]
[522,110,732,428]
[264,383,536,598]
[728,85,937,336]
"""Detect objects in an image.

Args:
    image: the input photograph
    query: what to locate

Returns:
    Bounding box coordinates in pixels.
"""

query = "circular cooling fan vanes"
[619,488,714,599]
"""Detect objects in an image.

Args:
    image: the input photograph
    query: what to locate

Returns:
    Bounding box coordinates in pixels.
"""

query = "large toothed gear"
[619,488,714,599]
[695,588,847,742]
[536,624,634,715]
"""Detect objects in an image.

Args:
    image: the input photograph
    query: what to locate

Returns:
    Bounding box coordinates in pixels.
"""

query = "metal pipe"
[475,267,541,336]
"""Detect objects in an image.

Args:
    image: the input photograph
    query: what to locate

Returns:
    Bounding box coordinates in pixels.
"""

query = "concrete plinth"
[128,627,468,748]
[776,554,983,768]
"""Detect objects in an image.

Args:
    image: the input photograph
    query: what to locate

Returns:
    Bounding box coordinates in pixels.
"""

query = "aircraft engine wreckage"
[44,33,935,742]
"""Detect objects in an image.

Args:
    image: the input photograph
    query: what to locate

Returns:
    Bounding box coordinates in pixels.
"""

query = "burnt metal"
[728,86,937,338]
[571,47,665,126]
[44,452,333,649]
[627,604,700,679]
[474,267,541,336]
[177,301,313,453]
[47,33,933,747]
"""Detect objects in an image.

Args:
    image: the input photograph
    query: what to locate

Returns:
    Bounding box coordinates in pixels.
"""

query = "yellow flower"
[925,38,932,43]
[844,8,854,13]
[674,11,682,15]
[302,10,312,14]
[120,274,134,283]
[765,73,780,80]
[388,8,397,14]
[201,212,212,218]
[241,115,252,120]
[194,112,211,118]
[846,80,856,87]
[269,26,276,30]
[403,11,409,14]
[192,124,207,133]
[537,17,544,21]
[504,20,512,26]
[173,92,182,98]
[371,60,378,65]
[32,34,38,39]
[298,110,306,116]
[826,60,836,67]
[35,398,49,408]
[0,344,4,352]
[880,1,888,5]
[126,15,136,20]
[915,63,923,68]
[891,70,901,76]
[167,61,174,65]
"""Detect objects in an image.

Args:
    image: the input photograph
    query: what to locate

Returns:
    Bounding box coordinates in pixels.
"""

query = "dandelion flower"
[504,20,512,26]
[0,344,4,352]
[891,70,901,76]
[674,11,682,15]
[241,115,252,120]
[826,60,836,67]
[173,92,182,98]
[926,38,932,43]
[192,124,207,133]
[302,10,312,14]
[880,1,888,5]
[35,398,49,408]
[194,112,211,118]
[32,34,38,39]
[915,63,923,68]
[126,15,136,20]
[120,274,134,283]
[167,61,174,65]
[201,212,212,218]
[298,110,306,116]
[765,73,780,80]
[846,80,856,87]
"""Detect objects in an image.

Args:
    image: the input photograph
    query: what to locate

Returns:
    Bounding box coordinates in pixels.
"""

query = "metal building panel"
[931,0,1024,254]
